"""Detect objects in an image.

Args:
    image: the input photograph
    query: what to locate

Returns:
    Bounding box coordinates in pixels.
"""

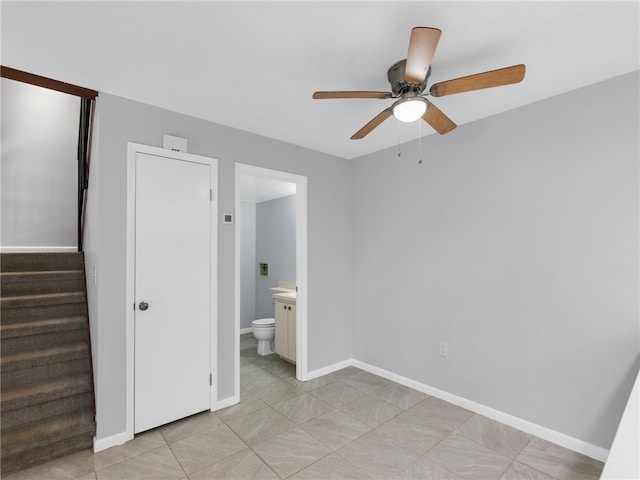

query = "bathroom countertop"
[273,291,296,302]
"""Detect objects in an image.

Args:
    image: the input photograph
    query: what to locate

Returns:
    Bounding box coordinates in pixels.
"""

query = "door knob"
[139,301,149,311]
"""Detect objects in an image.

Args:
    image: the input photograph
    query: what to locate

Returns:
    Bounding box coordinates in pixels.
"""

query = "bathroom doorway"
[234,164,308,401]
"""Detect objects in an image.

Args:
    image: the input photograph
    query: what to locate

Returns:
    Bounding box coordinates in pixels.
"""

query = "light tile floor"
[5,334,605,480]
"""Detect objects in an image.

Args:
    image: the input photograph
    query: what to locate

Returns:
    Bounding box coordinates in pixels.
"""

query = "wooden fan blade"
[404,27,442,84]
[351,108,393,140]
[423,101,456,135]
[313,91,392,99]
[430,64,526,97]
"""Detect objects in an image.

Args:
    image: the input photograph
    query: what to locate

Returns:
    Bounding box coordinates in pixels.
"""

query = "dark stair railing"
[77,97,95,252]
[1,65,98,253]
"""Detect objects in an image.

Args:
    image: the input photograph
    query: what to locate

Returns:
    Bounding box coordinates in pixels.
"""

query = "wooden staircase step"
[1,392,93,432]
[1,327,88,356]
[2,358,90,390]
[1,344,89,373]
[0,409,94,475]
[0,292,86,309]
[0,316,87,339]
[1,270,85,296]
[2,374,92,412]
[1,293,86,323]
[1,252,84,272]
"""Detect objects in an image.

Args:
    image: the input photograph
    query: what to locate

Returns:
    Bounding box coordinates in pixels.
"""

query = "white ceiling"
[2,2,638,160]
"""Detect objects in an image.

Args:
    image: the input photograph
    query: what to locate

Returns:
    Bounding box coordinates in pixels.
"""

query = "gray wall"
[256,194,296,319]
[88,94,353,441]
[1,78,79,247]
[351,71,639,449]
[240,202,257,329]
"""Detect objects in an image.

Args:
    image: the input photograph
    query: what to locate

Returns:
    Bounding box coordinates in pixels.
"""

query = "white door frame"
[125,142,218,441]
[234,163,308,400]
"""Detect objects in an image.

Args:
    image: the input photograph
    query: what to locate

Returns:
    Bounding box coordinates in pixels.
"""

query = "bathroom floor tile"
[273,393,334,424]
[407,396,474,431]
[160,410,222,444]
[226,406,295,445]
[425,432,512,480]
[288,373,336,392]
[96,445,185,480]
[264,358,297,379]
[300,409,371,450]
[393,456,463,480]
[339,393,402,428]
[168,423,247,474]
[311,380,366,408]
[252,427,331,479]
[241,367,282,392]
[374,410,451,456]
[336,429,422,480]
[341,371,391,393]
[499,461,555,480]
[256,377,304,406]
[456,414,532,459]
[290,453,375,480]
[190,449,278,480]
[217,393,267,423]
[516,437,604,480]
[371,383,426,410]
[93,429,167,471]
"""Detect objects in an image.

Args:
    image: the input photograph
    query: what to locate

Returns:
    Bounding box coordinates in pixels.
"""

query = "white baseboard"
[0,246,77,253]
[239,327,253,335]
[93,431,133,453]
[214,395,240,411]
[350,359,609,462]
[304,359,353,381]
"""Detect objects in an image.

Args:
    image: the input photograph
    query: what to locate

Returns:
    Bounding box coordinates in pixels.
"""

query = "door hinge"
[209,373,212,386]
[209,189,213,201]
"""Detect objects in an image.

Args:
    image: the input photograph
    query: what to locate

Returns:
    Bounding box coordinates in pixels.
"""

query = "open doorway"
[234,164,308,401]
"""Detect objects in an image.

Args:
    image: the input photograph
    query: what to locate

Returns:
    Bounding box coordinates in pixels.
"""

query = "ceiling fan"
[312,27,525,139]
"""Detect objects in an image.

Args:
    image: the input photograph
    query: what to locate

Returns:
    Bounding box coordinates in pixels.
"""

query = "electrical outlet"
[439,341,448,357]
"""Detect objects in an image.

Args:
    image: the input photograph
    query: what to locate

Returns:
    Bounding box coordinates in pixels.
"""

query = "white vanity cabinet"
[274,296,296,364]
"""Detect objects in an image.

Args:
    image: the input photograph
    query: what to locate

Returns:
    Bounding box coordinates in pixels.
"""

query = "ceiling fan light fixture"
[392,97,427,122]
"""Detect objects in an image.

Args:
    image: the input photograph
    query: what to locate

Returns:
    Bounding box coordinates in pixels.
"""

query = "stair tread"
[1,343,88,367]
[1,409,94,450]
[0,292,86,313]
[2,373,91,407]
[1,316,86,338]
[1,270,83,277]
[1,292,85,302]
[1,252,84,273]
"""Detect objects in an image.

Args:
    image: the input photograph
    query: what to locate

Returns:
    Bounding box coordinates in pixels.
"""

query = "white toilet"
[251,318,275,355]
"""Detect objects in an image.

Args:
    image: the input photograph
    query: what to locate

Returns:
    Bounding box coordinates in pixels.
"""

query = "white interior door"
[134,152,211,433]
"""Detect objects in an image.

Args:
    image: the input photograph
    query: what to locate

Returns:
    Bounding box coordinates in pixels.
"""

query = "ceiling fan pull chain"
[397,120,402,158]
[418,121,423,164]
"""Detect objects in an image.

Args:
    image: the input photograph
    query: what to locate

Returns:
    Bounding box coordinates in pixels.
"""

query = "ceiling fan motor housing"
[388,59,429,96]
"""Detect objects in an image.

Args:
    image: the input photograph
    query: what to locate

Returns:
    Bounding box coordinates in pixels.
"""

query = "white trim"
[0,246,77,253]
[125,142,218,440]
[305,359,353,380]
[93,431,133,453]
[213,395,240,411]
[234,163,309,401]
[350,359,610,462]
[239,327,253,335]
